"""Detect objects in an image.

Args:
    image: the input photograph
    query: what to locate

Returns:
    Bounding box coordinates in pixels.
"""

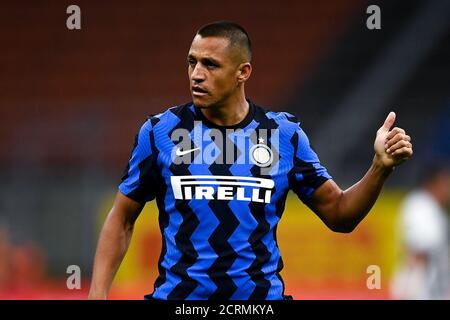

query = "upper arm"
[110,190,145,226]
[304,179,343,230]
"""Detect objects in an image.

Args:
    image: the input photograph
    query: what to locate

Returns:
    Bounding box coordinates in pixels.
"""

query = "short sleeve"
[119,119,158,203]
[290,124,332,202]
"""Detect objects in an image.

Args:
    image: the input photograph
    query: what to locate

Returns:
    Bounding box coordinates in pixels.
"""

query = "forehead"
[188,35,232,61]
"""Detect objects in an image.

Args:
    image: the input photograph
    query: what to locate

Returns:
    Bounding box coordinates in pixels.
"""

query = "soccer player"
[88,21,413,300]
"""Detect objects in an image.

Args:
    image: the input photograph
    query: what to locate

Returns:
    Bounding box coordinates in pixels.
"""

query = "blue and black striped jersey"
[119,100,332,300]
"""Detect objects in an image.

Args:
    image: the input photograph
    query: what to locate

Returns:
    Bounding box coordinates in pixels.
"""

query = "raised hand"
[374,112,413,169]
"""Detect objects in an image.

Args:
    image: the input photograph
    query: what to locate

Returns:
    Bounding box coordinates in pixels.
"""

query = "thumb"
[379,111,396,133]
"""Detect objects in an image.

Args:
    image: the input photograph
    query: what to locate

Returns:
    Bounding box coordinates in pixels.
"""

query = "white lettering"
[267,305,274,314]
[184,187,192,200]
[236,187,251,202]
[252,188,264,203]
[195,186,214,200]
[176,304,209,317]
[217,186,234,200]
[265,190,272,203]
[171,176,274,203]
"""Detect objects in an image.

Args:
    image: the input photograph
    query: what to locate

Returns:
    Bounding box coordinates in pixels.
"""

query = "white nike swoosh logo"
[176,147,200,156]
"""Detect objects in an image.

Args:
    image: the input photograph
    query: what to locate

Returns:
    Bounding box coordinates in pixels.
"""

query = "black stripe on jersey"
[245,112,273,299]
[261,114,287,297]
[206,132,239,300]
[166,106,200,299]
[247,170,272,299]
[264,116,282,217]
[167,200,200,299]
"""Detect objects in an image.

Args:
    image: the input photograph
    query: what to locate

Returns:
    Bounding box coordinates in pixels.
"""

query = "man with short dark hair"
[89,21,413,300]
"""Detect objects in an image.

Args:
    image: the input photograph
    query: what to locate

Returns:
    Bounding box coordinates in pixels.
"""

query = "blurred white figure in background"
[391,162,450,300]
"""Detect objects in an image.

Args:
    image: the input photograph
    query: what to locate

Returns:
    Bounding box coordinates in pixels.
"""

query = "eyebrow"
[187,54,221,65]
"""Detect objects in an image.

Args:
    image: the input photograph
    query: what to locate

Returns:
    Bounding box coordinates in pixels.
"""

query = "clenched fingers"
[385,134,411,151]
[386,127,406,140]
[386,140,412,154]
[390,146,413,158]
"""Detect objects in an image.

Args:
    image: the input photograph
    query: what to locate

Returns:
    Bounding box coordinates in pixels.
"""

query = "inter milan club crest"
[250,138,274,167]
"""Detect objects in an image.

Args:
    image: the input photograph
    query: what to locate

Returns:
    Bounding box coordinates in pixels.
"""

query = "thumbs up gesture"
[374,112,413,169]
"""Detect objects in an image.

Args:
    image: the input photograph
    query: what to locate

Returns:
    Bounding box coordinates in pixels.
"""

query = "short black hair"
[196,21,252,62]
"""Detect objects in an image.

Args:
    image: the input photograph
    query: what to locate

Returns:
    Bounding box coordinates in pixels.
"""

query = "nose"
[191,64,205,83]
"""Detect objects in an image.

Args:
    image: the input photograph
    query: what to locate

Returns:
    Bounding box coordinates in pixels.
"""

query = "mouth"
[192,86,208,97]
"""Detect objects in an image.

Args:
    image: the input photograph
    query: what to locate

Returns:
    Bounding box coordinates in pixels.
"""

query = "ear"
[237,62,252,83]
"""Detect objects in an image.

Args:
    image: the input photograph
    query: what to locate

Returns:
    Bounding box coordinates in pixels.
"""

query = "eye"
[187,58,196,67]
[204,60,218,69]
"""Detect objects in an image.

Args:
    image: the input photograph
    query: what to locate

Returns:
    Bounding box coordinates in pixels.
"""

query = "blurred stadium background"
[0,0,449,299]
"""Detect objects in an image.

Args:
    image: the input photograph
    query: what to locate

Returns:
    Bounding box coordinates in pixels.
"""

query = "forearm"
[335,155,393,231]
[309,113,412,233]
[88,212,134,299]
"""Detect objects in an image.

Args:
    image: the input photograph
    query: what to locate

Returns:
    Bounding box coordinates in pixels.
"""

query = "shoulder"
[253,102,302,131]
[143,102,195,131]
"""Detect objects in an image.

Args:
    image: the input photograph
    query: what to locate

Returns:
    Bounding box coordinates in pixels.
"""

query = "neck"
[200,93,249,127]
